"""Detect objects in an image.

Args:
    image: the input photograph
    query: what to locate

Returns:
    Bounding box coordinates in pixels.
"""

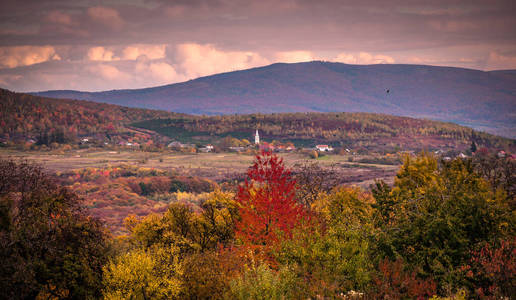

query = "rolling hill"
[2,88,514,153]
[0,88,179,145]
[33,62,516,138]
[131,113,515,153]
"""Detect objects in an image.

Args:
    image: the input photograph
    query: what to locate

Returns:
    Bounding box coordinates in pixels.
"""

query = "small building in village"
[315,144,333,152]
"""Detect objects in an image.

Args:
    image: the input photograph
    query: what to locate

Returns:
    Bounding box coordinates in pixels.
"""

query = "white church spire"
[254,129,260,144]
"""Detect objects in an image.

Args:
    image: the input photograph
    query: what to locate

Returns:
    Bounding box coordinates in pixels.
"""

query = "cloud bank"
[0,0,514,91]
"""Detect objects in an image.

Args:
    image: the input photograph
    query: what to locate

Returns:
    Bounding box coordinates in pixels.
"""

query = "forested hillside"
[133,112,515,152]
[0,88,178,145]
[2,88,513,153]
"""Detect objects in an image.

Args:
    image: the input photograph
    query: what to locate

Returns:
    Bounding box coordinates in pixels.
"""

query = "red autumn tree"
[235,151,305,248]
[465,238,516,298]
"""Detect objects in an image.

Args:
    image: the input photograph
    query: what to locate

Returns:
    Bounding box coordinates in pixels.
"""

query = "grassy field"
[0,149,399,187]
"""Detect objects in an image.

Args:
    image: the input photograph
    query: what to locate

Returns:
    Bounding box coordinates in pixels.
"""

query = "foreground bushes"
[0,160,109,299]
[371,153,512,294]
[2,150,515,299]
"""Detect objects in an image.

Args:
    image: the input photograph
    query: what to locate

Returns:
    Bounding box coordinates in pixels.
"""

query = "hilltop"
[0,88,179,146]
[132,112,515,153]
[33,62,516,138]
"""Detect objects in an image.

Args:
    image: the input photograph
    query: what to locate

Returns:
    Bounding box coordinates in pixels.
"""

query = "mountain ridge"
[32,61,516,138]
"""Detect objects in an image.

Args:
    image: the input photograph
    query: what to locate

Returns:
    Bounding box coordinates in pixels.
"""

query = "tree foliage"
[235,151,306,250]
[135,112,515,152]
[0,88,176,145]
[371,258,437,299]
[2,149,514,299]
[372,153,513,293]
[463,238,516,298]
[0,159,109,299]
[126,190,238,254]
[276,186,374,297]
[102,246,182,300]
[227,262,298,300]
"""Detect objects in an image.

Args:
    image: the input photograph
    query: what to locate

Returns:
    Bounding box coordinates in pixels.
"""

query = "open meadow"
[0,148,399,187]
[0,148,399,235]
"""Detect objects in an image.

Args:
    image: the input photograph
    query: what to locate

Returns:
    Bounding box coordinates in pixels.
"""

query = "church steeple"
[254,129,260,144]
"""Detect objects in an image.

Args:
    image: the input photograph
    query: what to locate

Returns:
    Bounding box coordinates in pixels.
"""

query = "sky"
[1,0,515,92]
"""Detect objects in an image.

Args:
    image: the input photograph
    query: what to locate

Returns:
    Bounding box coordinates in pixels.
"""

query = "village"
[165,129,336,154]
[2,127,513,162]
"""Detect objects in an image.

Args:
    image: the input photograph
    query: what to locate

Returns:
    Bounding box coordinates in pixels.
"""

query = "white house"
[199,144,214,152]
[315,145,333,152]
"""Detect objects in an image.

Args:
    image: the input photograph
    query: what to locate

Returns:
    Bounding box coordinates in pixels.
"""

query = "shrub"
[228,263,298,300]
[370,259,437,299]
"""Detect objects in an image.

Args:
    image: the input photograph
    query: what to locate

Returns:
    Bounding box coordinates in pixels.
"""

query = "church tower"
[254,129,260,144]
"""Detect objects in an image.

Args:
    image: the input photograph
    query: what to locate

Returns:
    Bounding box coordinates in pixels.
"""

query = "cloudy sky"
[1,0,515,92]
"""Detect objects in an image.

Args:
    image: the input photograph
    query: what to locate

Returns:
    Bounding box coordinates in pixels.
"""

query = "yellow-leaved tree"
[102,245,182,300]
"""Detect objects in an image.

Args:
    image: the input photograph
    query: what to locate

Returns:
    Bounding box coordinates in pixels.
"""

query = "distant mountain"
[33,62,516,138]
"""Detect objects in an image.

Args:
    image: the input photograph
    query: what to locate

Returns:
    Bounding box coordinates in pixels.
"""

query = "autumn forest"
[1,81,516,299]
[1,147,514,299]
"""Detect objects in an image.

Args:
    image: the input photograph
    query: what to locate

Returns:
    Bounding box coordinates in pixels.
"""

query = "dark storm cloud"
[1,0,515,91]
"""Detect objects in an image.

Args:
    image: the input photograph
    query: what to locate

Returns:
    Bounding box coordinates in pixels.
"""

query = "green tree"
[276,187,374,297]
[470,141,477,153]
[0,159,109,299]
[126,190,238,254]
[372,154,511,293]
[227,263,298,300]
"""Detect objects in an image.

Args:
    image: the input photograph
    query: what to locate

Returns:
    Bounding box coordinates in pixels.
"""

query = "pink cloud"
[485,51,516,70]
[45,11,73,26]
[334,52,394,64]
[87,64,128,81]
[122,45,166,60]
[175,43,269,79]
[428,20,478,32]
[0,46,61,69]
[87,47,118,61]
[135,60,183,84]
[274,51,315,63]
[87,6,124,30]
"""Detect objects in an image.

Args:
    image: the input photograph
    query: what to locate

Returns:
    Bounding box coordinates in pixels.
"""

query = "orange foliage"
[372,259,437,299]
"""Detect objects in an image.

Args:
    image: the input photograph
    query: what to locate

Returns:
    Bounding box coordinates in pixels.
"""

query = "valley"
[0,148,397,185]
[0,148,398,234]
